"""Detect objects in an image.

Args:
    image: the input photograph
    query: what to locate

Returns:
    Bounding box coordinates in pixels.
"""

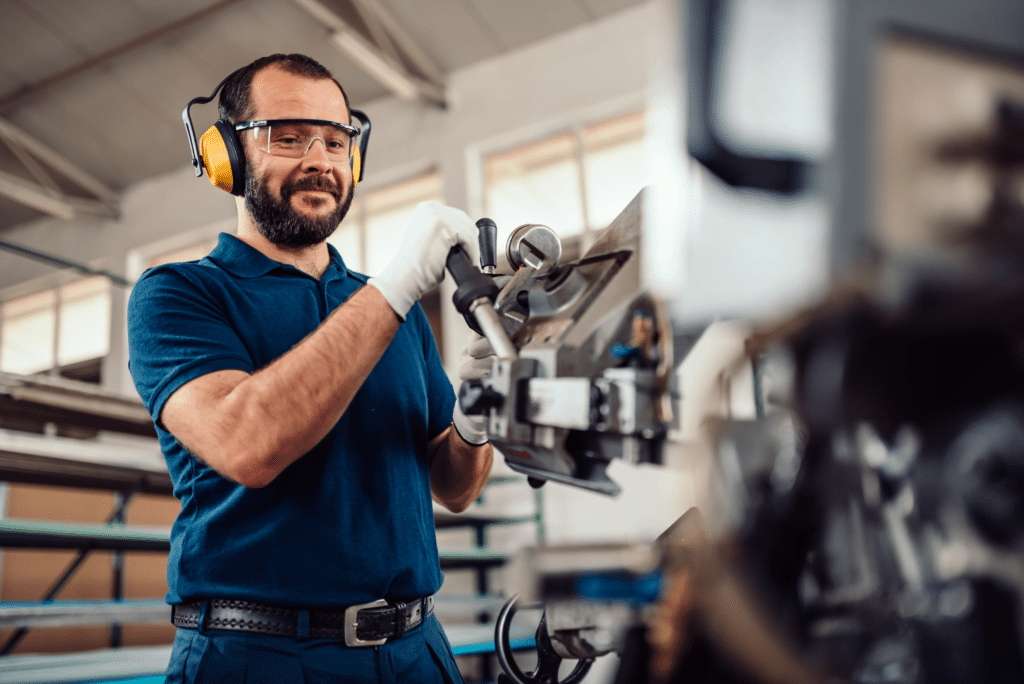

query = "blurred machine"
[448,0,1024,682]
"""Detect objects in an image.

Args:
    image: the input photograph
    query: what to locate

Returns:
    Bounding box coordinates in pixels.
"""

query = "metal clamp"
[344,598,388,647]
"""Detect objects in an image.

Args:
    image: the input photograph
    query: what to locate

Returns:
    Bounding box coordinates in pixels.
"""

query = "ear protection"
[182,68,371,196]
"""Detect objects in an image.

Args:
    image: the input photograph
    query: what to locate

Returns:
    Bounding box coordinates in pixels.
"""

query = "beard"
[244,166,353,248]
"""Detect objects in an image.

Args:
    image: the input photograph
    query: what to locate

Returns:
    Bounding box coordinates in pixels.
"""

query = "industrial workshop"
[0,0,1023,682]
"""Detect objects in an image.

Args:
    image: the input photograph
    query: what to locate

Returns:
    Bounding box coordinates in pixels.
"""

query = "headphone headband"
[182,68,243,178]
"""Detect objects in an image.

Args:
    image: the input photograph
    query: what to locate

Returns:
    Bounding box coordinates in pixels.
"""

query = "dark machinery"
[467,99,1024,681]
[444,0,1024,681]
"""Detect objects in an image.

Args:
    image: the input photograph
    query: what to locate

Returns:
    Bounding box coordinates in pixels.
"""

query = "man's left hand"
[452,333,494,445]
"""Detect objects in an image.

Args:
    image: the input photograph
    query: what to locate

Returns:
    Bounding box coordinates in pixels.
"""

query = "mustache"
[282,175,342,201]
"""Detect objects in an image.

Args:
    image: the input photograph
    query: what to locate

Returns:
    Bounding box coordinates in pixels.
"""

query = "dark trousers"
[164,613,464,684]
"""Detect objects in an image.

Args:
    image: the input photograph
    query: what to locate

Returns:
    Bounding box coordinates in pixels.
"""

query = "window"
[484,110,647,251]
[0,276,112,381]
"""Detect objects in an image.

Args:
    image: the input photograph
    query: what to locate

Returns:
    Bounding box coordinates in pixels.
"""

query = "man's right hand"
[368,201,479,320]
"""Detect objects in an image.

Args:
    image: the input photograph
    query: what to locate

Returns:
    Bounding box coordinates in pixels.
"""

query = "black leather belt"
[171,596,433,647]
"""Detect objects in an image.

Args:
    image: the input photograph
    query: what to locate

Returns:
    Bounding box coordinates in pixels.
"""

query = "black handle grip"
[446,243,500,319]
[476,218,497,270]
[446,244,478,287]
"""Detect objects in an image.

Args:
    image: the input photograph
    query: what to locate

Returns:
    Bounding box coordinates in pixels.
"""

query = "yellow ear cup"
[199,125,237,194]
[350,146,361,187]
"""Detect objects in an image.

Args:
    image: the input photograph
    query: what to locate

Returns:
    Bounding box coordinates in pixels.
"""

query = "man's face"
[241,66,354,248]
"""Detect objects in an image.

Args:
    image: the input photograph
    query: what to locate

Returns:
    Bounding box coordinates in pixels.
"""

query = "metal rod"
[0,238,130,287]
[49,284,61,376]
[109,491,127,647]
[751,355,765,418]
[469,299,517,361]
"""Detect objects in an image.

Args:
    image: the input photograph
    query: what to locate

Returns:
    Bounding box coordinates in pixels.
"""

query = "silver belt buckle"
[344,598,388,647]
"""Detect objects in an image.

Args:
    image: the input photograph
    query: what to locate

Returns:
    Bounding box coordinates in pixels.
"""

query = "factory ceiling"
[0,0,646,234]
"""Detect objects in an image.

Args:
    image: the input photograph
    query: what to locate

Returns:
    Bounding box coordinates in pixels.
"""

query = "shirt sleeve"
[127,265,255,424]
[409,303,456,440]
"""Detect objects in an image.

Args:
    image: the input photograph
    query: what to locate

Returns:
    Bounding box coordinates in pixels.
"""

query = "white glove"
[453,403,488,446]
[458,333,495,382]
[452,333,495,445]
[368,201,479,320]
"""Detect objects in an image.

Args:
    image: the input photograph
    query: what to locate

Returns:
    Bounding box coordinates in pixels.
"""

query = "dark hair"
[218,53,350,124]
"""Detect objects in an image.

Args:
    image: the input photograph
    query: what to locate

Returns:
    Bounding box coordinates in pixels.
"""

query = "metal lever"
[446,221,517,360]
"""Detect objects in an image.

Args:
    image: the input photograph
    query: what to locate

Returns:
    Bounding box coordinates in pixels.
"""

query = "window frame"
[465,97,648,254]
[0,270,115,381]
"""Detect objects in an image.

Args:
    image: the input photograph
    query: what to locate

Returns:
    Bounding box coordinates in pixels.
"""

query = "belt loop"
[196,599,210,636]
[392,600,408,639]
[297,609,311,641]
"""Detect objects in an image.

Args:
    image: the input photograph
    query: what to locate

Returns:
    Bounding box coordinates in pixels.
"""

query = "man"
[128,53,492,683]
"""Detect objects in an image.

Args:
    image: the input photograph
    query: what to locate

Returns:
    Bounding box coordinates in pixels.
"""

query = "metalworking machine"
[444,1,1024,682]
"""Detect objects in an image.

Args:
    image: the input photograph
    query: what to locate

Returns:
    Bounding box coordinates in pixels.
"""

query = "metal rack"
[0,372,169,656]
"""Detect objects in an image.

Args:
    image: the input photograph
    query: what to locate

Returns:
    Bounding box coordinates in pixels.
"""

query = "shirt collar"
[206,232,350,280]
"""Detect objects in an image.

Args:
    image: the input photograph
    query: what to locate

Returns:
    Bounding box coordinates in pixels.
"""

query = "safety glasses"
[234,118,361,161]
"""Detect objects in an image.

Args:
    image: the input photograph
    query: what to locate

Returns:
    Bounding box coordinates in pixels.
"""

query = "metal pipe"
[0,239,130,287]
[469,299,517,361]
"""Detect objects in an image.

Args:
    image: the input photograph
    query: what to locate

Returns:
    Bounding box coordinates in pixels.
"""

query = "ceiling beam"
[0,116,119,220]
[328,28,446,105]
[1,136,62,195]
[0,170,116,222]
[351,0,445,84]
[350,0,403,67]
[0,0,246,113]
[0,118,116,205]
[291,0,446,106]
[0,170,73,221]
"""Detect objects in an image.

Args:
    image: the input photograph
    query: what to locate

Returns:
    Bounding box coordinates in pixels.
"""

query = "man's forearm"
[163,285,401,486]
[430,427,493,513]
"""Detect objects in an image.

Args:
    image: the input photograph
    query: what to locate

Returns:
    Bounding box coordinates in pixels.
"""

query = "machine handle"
[447,236,518,361]
[445,243,487,302]
[476,218,498,272]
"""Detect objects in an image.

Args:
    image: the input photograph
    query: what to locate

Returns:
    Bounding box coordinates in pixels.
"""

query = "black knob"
[477,219,497,272]
[476,218,498,271]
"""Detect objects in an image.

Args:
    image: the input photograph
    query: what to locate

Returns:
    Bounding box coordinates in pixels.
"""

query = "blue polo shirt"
[127,232,455,607]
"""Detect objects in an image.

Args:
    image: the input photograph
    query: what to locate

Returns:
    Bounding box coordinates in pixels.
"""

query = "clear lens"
[252,122,354,160]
